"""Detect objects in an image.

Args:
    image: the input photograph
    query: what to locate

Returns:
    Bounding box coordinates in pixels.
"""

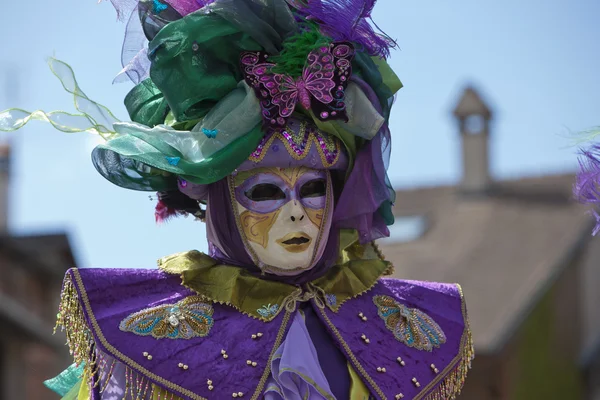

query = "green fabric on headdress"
[94,121,265,190]
[124,79,170,127]
[0,58,118,139]
[147,0,297,123]
[148,14,261,122]
[353,52,401,122]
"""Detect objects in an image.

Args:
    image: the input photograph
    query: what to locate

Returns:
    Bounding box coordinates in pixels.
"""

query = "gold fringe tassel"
[423,325,475,400]
[54,272,95,378]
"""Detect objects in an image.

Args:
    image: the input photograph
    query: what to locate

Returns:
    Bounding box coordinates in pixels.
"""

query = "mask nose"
[289,200,306,222]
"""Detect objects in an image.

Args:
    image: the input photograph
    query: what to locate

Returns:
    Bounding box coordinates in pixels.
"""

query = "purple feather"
[291,0,396,58]
[574,144,600,235]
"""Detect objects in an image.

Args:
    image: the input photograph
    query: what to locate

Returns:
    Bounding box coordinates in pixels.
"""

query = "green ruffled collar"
[157,231,392,322]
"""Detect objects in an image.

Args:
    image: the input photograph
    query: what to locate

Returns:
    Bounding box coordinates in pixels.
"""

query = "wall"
[508,261,584,400]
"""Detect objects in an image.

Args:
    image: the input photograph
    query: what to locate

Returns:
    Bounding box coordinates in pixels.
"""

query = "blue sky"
[1,0,599,269]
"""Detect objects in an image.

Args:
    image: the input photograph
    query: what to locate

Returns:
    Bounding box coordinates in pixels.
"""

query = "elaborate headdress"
[0,0,402,267]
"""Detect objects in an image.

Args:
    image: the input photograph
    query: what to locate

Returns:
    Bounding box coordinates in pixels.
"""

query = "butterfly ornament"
[241,42,355,127]
[119,296,214,340]
[373,295,447,351]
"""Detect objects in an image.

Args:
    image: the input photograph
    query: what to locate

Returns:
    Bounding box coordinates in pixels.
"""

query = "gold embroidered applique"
[373,295,446,351]
[119,296,214,340]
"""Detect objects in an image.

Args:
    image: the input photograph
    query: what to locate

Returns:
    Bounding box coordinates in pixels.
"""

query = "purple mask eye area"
[234,170,328,214]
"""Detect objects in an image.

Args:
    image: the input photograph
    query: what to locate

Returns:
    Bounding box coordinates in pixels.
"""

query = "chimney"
[453,87,493,195]
[0,142,9,233]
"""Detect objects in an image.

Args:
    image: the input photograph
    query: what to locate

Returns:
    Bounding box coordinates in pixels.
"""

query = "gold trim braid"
[416,284,475,400]
[56,269,209,400]
[54,272,95,379]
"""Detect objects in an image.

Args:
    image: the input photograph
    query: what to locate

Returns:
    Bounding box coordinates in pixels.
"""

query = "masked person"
[1,1,474,399]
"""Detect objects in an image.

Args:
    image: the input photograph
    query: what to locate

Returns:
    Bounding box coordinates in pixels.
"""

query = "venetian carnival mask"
[230,166,333,275]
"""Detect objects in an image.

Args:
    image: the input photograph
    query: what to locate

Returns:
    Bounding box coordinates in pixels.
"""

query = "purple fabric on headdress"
[106,0,138,21]
[166,0,214,15]
[237,118,349,172]
[330,76,393,243]
[178,177,210,200]
[114,6,151,84]
[205,179,254,268]
[333,126,391,243]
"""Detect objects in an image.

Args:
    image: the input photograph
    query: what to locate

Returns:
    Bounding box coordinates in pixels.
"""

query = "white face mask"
[229,166,333,275]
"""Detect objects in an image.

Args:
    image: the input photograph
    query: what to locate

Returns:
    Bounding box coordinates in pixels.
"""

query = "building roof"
[0,232,76,278]
[0,292,64,349]
[380,174,593,354]
[0,232,75,348]
[453,87,492,119]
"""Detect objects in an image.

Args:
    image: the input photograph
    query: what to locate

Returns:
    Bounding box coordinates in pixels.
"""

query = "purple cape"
[58,267,473,400]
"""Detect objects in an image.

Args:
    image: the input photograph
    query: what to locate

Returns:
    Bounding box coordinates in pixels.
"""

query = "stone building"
[0,142,75,400]
[382,87,600,400]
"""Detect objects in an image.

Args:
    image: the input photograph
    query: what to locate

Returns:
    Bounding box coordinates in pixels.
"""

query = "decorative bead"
[207,380,213,385]
[251,334,257,339]
[221,350,226,355]
[361,334,366,339]
[147,355,153,360]
[376,367,382,372]
[397,357,406,366]
[233,394,238,398]
[395,394,404,399]
[251,362,257,367]
[358,312,364,318]
[183,365,188,370]
[238,392,244,397]
[178,363,183,368]
[362,316,368,321]
[257,332,263,338]
[376,367,386,373]
[431,363,439,373]
[412,378,421,387]
[208,385,214,391]
[143,352,149,357]
[246,360,252,365]
[223,354,229,359]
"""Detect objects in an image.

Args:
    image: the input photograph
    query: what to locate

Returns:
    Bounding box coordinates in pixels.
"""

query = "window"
[465,114,485,135]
